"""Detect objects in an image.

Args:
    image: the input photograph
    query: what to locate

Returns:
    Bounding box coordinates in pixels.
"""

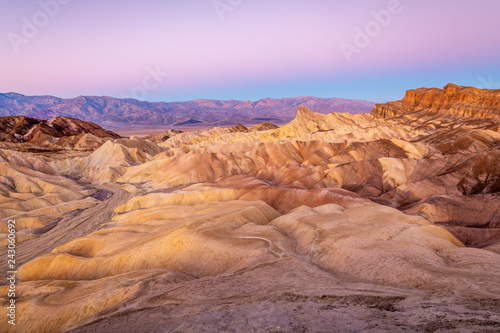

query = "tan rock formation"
[372,83,500,119]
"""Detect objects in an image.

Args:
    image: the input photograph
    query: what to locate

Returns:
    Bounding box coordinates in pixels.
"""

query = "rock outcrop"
[372,83,500,119]
[0,115,121,149]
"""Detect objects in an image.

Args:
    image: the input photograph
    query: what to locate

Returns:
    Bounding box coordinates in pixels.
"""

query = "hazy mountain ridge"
[0,93,375,127]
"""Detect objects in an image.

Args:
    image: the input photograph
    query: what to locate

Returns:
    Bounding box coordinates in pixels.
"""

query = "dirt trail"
[0,184,133,281]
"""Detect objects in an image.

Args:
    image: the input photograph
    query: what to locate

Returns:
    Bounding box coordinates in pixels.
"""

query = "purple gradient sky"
[1,0,499,103]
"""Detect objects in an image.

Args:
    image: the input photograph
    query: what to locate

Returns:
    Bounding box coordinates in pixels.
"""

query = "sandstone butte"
[0,84,499,332]
[372,83,500,119]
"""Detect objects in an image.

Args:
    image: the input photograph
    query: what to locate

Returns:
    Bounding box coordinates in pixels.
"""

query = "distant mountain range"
[0,93,375,127]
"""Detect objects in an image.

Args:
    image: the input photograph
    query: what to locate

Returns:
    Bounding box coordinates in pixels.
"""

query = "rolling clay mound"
[142,129,182,143]
[51,136,166,183]
[249,121,279,131]
[8,184,500,332]
[0,154,98,247]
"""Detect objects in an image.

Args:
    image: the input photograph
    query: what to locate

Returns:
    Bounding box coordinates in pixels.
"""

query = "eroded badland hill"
[1,84,500,332]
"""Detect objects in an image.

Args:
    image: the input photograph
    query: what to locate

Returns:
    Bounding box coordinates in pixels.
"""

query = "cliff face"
[371,84,500,119]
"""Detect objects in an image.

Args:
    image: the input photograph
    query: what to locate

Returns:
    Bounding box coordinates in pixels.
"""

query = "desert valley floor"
[1,84,500,332]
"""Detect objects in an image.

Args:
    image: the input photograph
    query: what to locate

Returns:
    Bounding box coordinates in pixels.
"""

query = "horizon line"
[1,91,380,105]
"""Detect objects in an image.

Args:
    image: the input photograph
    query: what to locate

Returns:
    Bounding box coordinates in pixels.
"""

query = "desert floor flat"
[1,84,500,332]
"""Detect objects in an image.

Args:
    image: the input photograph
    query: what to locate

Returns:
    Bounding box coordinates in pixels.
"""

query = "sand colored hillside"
[1,85,500,332]
[115,104,499,250]
[4,182,500,332]
[0,152,97,246]
[51,137,165,183]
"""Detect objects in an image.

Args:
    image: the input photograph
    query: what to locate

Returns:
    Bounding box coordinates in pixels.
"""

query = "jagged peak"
[295,105,324,123]
[443,83,460,93]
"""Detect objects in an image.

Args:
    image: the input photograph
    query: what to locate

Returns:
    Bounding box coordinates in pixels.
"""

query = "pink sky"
[1,0,499,102]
